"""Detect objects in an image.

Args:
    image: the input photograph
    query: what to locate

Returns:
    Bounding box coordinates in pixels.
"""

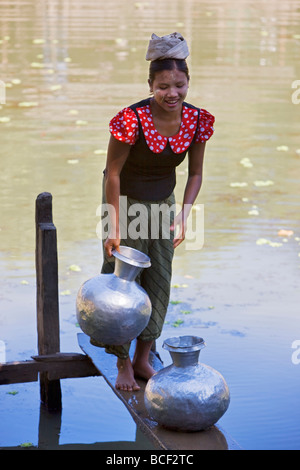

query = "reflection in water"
[0,0,300,450]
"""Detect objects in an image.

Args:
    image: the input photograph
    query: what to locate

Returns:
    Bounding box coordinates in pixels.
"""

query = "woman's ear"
[148,78,153,95]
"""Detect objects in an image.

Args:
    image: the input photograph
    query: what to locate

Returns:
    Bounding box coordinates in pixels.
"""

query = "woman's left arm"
[171,141,206,248]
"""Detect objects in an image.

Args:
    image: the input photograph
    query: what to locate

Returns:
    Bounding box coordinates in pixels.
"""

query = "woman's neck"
[150,98,182,137]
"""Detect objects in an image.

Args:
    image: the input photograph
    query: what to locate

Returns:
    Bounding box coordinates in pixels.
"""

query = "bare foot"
[132,357,156,381]
[115,358,140,392]
[132,339,156,381]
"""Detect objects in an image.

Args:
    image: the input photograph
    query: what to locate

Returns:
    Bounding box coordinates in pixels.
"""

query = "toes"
[115,381,140,392]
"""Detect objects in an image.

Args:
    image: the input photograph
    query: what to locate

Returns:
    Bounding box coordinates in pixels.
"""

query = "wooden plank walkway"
[78,333,240,451]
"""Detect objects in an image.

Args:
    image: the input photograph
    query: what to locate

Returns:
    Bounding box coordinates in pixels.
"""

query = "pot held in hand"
[76,246,152,346]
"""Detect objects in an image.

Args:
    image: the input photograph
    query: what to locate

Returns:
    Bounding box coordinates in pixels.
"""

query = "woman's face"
[149,68,189,113]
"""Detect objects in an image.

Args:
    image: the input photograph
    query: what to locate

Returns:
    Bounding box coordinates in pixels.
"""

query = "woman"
[101,33,215,391]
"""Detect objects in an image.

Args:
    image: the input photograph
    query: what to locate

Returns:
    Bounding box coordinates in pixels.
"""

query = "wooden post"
[35,192,61,410]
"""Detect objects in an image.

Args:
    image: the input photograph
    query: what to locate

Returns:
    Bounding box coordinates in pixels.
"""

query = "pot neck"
[163,336,206,367]
[112,247,151,281]
[114,258,142,281]
[169,350,201,367]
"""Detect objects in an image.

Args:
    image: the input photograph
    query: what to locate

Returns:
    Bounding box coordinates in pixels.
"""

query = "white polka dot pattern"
[109,104,215,153]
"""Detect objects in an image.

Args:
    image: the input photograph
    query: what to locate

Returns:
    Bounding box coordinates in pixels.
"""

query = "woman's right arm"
[103,134,131,256]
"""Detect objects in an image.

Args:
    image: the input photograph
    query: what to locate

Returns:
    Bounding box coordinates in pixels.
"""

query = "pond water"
[0,0,300,450]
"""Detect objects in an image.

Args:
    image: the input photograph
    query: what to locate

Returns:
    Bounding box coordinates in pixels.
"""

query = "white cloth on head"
[146,32,189,61]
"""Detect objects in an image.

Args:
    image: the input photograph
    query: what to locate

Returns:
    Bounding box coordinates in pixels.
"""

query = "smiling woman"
[149,63,190,134]
[99,32,215,393]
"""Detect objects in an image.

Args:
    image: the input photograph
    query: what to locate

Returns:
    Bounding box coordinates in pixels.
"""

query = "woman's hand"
[170,211,188,249]
[104,235,121,257]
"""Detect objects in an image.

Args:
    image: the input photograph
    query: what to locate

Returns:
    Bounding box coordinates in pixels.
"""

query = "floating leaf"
[60,290,71,296]
[296,149,300,155]
[248,209,259,216]
[64,57,72,63]
[20,280,29,285]
[115,38,128,47]
[68,264,81,272]
[0,117,10,123]
[253,180,274,187]
[75,120,88,125]
[7,390,19,395]
[256,238,282,247]
[33,38,45,44]
[240,157,253,168]
[276,145,289,151]
[11,78,21,85]
[20,442,34,448]
[94,149,106,155]
[170,300,182,305]
[50,85,62,91]
[180,310,191,315]
[256,238,269,245]
[208,306,215,309]
[67,159,79,164]
[172,319,184,327]
[18,102,38,108]
[68,109,79,115]
[230,182,248,187]
[30,62,45,68]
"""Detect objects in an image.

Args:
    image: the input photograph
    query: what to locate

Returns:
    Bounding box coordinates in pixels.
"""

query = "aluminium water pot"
[144,335,230,431]
[76,246,152,346]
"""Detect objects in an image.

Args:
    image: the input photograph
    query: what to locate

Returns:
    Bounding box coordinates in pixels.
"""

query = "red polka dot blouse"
[109,102,215,154]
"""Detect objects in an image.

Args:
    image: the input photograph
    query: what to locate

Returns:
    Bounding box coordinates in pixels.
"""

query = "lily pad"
[20,442,34,448]
[171,319,184,327]
[68,264,81,272]
[18,102,38,108]
[75,120,88,126]
[276,145,289,151]
[253,180,274,187]
[230,182,248,188]
[60,290,71,296]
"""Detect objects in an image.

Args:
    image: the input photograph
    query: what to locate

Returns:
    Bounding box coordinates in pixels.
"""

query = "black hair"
[148,59,190,84]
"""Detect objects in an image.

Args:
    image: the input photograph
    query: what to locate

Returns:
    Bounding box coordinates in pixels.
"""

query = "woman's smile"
[150,69,189,113]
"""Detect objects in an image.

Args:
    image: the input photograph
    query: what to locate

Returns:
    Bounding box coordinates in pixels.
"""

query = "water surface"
[0,0,300,450]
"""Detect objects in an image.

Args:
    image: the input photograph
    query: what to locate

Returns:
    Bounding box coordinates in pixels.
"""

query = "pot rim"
[163,335,206,353]
[112,246,151,268]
